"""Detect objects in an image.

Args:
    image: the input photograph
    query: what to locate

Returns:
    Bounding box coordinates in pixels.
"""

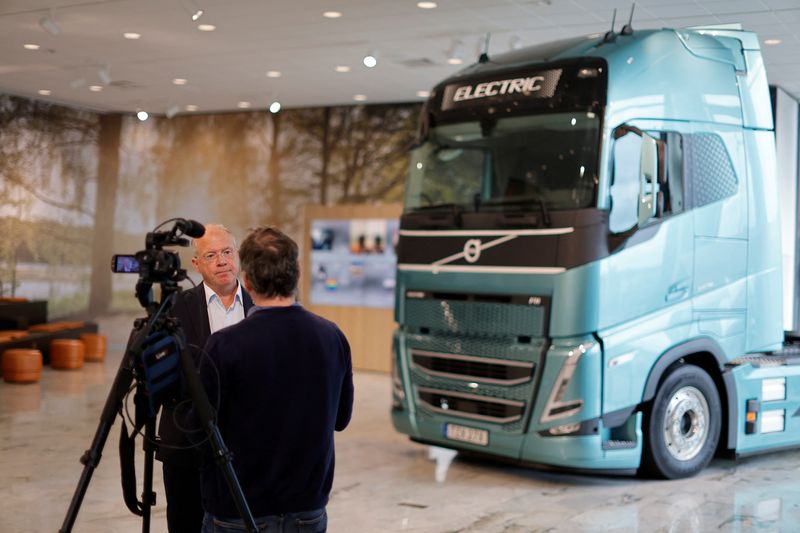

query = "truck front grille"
[412,349,534,385]
[417,387,525,424]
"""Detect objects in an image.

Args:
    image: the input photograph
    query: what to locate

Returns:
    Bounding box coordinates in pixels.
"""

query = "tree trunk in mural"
[320,107,331,205]
[268,112,284,224]
[89,113,122,316]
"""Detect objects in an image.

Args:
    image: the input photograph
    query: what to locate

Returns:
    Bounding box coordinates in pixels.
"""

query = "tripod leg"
[59,356,135,532]
[140,417,158,533]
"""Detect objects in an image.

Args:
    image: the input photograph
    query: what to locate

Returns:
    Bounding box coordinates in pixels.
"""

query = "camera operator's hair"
[239,226,299,298]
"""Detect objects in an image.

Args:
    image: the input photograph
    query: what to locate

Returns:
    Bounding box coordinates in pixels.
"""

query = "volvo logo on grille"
[463,239,481,263]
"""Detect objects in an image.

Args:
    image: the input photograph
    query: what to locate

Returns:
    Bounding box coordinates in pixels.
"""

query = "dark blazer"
[156,282,253,462]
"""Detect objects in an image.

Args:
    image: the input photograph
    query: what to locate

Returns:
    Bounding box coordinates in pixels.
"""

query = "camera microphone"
[176,219,205,238]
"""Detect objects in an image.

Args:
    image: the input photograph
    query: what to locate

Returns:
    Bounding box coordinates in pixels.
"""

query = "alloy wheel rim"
[663,385,709,461]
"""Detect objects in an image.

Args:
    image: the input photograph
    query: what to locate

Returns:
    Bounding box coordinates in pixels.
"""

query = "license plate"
[444,423,489,446]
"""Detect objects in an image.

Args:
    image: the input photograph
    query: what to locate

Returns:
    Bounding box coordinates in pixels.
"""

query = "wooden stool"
[2,349,43,383]
[50,339,85,370]
[80,333,107,362]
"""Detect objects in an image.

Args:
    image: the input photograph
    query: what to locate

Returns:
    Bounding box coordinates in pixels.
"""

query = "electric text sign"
[441,69,562,110]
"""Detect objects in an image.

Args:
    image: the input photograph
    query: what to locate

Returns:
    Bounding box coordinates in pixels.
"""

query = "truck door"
[687,128,748,357]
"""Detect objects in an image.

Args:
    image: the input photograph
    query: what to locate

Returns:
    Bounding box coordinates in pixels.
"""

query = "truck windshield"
[405,111,600,212]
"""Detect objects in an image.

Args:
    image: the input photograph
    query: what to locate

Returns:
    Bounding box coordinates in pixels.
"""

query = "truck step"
[726,353,800,368]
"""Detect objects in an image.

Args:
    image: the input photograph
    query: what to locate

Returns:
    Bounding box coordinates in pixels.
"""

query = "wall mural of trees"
[0,93,420,318]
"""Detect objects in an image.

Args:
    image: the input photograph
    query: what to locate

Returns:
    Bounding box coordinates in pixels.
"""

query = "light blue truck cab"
[390,25,800,478]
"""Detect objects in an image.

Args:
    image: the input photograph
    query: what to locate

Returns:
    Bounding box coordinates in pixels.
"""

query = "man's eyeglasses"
[197,248,236,263]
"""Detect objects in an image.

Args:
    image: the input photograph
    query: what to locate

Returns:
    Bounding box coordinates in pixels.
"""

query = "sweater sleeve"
[335,329,354,432]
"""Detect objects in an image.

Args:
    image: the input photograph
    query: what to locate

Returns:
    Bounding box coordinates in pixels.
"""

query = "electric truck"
[390,24,800,479]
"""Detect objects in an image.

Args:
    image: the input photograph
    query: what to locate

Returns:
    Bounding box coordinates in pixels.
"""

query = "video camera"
[110,218,205,313]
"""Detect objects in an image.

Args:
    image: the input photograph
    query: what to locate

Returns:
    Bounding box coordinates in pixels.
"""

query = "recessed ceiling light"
[238,101,251,109]
[587,33,601,39]
[417,1,438,8]
[198,24,216,32]
[416,90,430,98]
[137,110,149,121]
[123,32,141,40]
[323,11,342,18]
[764,39,782,45]
[23,43,40,50]
[173,78,188,85]
[266,70,282,78]
[447,57,464,65]
[353,94,368,102]
[363,54,377,68]
[185,104,199,111]
[38,89,51,96]
[89,85,103,92]
[334,65,351,73]
[269,101,281,113]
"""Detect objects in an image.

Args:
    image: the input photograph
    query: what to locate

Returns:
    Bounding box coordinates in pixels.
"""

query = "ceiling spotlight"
[123,32,141,40]
[98,66,112,86]
[198,24,216,31]
[416,90,430,98]
[417,2,438,8]
[447,40,464,65]
[137,110,149,121]
[323,11,342,18]
[173,78,188,85]
[89,85,103,92]
[363,50,378,68]
[237,101,251,109]
[335,65,351,73]
[269,101,281,113]
[39,14,61,36]
[38,89,52,96]
[23,43,40,50]
[166,105,180,119]
[192,9,204,21]
[764,39,782,45]
[353,94,368,102]
[266,70,282,78]
[185,104,199,111]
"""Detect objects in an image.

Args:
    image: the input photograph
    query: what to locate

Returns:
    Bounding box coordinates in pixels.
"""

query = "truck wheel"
[641,364,721,479]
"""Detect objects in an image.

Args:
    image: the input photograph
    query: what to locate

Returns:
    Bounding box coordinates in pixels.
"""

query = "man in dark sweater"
[198,226,353,533]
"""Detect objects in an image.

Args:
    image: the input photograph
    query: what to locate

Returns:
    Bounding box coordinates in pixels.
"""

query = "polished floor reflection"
[2,312,800,532]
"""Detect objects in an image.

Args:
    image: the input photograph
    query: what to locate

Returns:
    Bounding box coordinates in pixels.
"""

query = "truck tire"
[641,364,721,479]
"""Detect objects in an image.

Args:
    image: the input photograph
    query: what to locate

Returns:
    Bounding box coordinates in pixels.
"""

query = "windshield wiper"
[484,196,551,227]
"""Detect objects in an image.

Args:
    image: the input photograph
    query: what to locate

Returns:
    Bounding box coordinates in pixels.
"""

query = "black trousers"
[162,457,203,533]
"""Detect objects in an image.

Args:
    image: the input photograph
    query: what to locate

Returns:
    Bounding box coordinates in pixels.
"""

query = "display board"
[302,204,403,372]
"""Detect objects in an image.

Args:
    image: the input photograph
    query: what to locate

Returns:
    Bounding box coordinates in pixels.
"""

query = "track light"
[39,13,61,36]
[192,9,204,21]
[363,50,378,68]
[446,40,464,65]
[98,66,112,86]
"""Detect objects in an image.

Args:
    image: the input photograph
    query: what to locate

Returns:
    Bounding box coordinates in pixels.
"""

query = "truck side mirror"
[638,133,659,225]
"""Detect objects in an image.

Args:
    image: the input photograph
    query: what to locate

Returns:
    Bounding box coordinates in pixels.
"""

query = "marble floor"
[2,313,800,533]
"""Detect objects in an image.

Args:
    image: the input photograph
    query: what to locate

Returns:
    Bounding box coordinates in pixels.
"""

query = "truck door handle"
[666,281,689,302]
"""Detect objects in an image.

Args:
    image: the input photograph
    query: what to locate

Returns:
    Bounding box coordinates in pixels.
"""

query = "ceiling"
[1,0,799,117]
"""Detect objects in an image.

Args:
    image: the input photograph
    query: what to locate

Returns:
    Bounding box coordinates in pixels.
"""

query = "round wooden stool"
[80,333,107,362]
[50,339,85,370]
[2,349,43,383]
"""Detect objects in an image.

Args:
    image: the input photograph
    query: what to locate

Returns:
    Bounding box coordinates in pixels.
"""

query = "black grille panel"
[412,349,534,385]
[417,387,525,424]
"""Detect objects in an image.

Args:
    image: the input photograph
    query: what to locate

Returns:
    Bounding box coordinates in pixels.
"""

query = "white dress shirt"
[203,281,245,334]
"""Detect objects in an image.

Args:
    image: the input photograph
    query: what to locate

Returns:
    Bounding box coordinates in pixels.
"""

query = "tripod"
[59,293,258,533]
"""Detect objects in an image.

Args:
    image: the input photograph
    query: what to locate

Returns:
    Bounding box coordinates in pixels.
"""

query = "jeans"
[201,508,327,533]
